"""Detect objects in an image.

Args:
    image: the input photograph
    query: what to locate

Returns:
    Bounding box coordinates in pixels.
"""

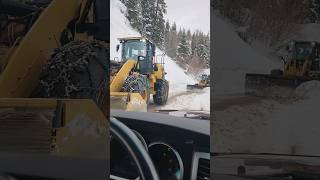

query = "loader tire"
[153,79,169,105]
[33,41,109,106]
[121,74,150,104]
[270,69,283,76]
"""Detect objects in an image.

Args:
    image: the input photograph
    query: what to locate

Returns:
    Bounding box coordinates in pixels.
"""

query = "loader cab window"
[293,43,314,60]
[201,75,208,81]
[121,40,147,61]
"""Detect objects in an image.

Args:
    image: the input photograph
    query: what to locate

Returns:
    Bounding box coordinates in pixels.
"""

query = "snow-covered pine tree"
[310,0,320,23]
[191,30,199,56]
[167,22,178,58]
[141,0,156,39]
[177,30,191,64]
[150,0,166,48]
[195,33,210,68]
[164,20,170,52]
[124,0,143,32]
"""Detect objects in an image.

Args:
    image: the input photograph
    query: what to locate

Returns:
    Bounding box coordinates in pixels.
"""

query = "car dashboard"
[111,110,210,180]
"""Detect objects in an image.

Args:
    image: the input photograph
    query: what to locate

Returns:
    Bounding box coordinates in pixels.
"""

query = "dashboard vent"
[197,158,210,180]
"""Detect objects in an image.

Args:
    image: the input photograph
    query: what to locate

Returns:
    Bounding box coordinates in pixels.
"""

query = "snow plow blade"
[110,92,147,112]
[187,84,205,91]
[245,73,317,97]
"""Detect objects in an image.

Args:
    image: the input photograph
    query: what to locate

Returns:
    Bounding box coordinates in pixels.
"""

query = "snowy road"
[213,82,320,156]
[148,88,210,112]
[213,94,263,111]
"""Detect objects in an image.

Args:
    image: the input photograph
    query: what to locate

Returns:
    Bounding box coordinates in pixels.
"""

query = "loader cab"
[288,41,319,61]
[119,37,155,75]
[286,41,320,71]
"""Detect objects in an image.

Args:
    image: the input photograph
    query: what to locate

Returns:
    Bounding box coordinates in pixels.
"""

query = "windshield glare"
[122,40,147,61]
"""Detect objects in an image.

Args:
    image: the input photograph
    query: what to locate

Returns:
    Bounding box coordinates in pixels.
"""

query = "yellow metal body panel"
[110,59,137,92]
[55,100,108,159]
[284,60,311,76]
[149,63,166,95]
[110,92,147,112]
[126,93,147,112]
[0,0,85,98]
[0,98,108,159]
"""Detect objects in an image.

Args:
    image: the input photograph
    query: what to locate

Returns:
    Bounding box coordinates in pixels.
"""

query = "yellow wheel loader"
[187,74,210,91]
[0,0,109,162]
[245,41,320,97]
[110,37,169,112]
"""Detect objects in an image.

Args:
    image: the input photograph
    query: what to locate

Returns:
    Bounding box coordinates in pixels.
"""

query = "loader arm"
[110,59,137,92]
[0,0,109,170]
[110,59,148,112]
[0,0,86,98]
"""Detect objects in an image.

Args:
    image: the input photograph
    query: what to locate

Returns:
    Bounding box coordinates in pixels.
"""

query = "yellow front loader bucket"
[110,92,147,112]
[0,98,108,159]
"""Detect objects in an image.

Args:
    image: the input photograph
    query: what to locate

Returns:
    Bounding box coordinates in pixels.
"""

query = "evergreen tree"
[168,22,177,58]
[177,30,191,63]
[190,31,199,55]
[141,0,156,39]
[164,20,170,52]
[124,0,142,32]
[195,34,210,67]
[150,0,167,48]
[310,0,320,23]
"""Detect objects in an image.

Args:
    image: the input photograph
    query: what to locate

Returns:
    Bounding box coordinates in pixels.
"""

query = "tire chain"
[39,41,107,99]
[121,74,147,94]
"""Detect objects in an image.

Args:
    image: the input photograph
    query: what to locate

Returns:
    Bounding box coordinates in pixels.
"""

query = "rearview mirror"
[138,56,145,61]
[116,44,120,52]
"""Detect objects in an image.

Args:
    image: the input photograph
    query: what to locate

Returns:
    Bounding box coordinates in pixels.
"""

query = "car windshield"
[122,40,147,61]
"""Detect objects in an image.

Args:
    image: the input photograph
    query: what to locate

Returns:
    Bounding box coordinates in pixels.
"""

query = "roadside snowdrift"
[295,23,320,42]
[162,87,210,111]
[110,0,140,59]
[213,13,280,96]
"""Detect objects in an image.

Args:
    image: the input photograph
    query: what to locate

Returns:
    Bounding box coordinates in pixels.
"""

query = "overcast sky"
[165,0,210,34]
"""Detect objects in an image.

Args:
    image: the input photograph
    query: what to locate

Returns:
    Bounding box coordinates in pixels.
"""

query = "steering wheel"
[110,118,159,180]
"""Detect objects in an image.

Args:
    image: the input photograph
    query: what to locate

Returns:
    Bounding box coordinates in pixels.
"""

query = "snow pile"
[110,0,140,59]
[162,87,210,111]
[294,23,320,42]
[294,80,320,99]
[213,13,281,96]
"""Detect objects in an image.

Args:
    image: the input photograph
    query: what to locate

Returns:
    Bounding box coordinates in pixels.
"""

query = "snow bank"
[213,13,280,96]
[159,50,196,94]
[295,23,320,42]
[294,80,320,99]
[110,0,140,59]
[162,87,210,111]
